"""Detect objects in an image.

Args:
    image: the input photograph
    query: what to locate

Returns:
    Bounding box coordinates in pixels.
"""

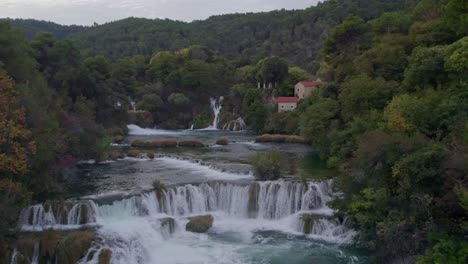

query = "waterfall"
[128,96,136,111]
[89,181,328,221]
[18,201,97,231]
[222,117,246,131]
[18,181,334,229]
[17,180,356,264]
[9,249,18,264]
[30,242,39,264]
[207,96,223,129]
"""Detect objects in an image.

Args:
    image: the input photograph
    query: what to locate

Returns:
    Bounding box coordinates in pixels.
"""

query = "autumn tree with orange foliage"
[0,69,35,240]
[0,70,36,178]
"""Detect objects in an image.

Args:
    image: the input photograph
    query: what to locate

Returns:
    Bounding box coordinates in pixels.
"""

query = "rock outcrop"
[185,215,214,233]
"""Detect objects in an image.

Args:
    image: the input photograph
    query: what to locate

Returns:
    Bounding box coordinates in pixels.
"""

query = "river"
[14,125,368,264]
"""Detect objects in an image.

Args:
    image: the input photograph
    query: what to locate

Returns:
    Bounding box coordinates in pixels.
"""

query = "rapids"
[12,129,366,263]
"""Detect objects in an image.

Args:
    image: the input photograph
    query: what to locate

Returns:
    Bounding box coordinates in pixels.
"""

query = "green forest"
[0,0,467,263]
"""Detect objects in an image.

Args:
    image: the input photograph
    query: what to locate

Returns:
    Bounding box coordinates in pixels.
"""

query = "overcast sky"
[0,0,320,26]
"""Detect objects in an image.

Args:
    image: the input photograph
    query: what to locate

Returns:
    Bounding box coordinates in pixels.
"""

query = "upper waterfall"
[206,96,223,129]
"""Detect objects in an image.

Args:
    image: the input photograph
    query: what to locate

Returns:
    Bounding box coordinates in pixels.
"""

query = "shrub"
[215,137,229,145]
[152,180,166,201]
[152,180,166,193]
[131,139,145,147]
[250,149,284,180]
[109,152,124,160]
[131,139,177,148]
[112,135,124,144]
[255,134,307,144]
[127,149,140,158]
[147,139,178,148]
[178,140,204,147]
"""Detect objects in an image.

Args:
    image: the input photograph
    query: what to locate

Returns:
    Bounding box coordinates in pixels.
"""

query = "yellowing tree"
[0,70,35,177]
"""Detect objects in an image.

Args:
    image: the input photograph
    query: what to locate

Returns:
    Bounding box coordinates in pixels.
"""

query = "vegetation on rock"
[215,137,229,145]
[250,149,284,181]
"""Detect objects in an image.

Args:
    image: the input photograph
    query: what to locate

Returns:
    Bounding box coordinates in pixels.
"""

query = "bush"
[152,180,166,193]
[255,134,307,144]
[152,180,166,201]
[131,139,177,148]
[109,152,124,160]
[250,149,284,181]
[147,151,155,159]
[147,139,178,148]
[215,137,229,145]
[127,111,154,128]
[178,140,204,147]
[127,149,140,158]
[112,135,124,144]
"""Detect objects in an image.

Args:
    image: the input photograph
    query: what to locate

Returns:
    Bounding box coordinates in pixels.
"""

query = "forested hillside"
[9,0,413,71]
[8,19,85,40]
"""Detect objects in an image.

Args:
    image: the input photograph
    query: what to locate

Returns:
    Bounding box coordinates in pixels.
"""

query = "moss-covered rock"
[8,230,96,264]
[147,151,155,159]
[127,149,140,158]
[185,215,214,233]
[80,204,89,225]
[215,137,229,145]
[110,152,125,160]
[178,140,205,147]
[98,248,112,264]
[248,183,259,218]
[300,214,331,234]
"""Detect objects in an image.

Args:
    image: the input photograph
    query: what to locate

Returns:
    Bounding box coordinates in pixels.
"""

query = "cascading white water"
[30,242,39,264]
[207,96,223,129]
[18,180,339,229]
[222,117,247,131]
[17,180,356,264]
[9,249,18,264]
[128,96,136,111]
[18,201,97,231]
[89,181,328,221]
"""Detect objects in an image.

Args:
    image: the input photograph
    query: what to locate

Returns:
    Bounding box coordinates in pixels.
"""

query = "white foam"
[127,124,186,136]
[155,157,254,181]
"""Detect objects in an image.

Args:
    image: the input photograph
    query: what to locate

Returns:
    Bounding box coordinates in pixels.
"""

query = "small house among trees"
[294,81,321,99]
[277,97,298,112]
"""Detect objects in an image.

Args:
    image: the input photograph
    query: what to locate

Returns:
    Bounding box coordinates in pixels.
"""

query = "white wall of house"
[278,102,297,112]
[294,83,316,99]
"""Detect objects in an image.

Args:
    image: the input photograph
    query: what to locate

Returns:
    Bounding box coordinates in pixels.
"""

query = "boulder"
[127,149,140,158]
[215,137,229,145]
[185,214,214,233]
[98,248,112,264]
[178,140,205,147]
[300,213,332,234]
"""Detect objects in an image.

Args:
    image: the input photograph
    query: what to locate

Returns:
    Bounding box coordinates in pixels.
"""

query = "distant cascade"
[128,96,136,111]
[18,201,97,230]
[10,249,18,264]
[222,117,247,131]
[30,242,39,264]
[207,96,223,129]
